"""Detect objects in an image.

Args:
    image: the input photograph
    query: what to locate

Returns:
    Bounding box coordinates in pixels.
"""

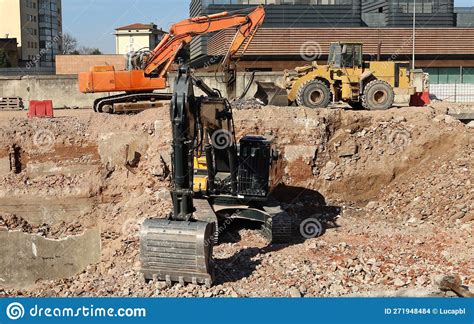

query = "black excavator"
[140,66,293,286]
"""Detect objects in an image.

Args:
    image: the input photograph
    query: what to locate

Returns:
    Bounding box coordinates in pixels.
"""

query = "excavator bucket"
[254,81,289,106]
[140,219,215,286]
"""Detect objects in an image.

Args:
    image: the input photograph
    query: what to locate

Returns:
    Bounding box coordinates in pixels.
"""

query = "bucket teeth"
[140,218,215,286]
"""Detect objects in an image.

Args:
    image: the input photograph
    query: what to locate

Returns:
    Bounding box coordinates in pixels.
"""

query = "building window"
[397,0,447,14]
[26,0,37,8]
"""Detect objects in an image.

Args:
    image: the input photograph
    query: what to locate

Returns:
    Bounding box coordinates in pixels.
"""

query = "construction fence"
[429,83,474,103]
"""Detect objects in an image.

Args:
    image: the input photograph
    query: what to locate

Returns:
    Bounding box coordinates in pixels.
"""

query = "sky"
[63,0,474,54]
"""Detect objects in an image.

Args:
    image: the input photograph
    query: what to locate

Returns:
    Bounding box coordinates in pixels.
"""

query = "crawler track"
[93,92,173,114]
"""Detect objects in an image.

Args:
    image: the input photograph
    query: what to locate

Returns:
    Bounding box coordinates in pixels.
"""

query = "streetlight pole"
[412,0,416,70]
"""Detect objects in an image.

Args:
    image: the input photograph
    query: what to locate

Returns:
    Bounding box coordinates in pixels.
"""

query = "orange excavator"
[78,6,265,113]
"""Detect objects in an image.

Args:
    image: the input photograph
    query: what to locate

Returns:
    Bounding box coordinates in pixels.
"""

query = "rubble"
[0,102,472,296]
[230,97,264,110]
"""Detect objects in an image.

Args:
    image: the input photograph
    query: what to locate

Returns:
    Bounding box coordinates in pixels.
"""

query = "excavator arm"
[144,6,265,76]
[79,6,265,96]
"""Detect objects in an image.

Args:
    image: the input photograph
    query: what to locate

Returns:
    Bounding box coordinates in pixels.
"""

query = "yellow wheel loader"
[255,42,429,110]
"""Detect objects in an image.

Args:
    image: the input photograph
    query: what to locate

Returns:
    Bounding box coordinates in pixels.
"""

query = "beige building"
[0,0,62,68]
[114,23,165,55]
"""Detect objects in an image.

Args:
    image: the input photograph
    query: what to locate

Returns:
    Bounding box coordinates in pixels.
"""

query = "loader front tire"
[362,80,394,110]
[296,79,331,109]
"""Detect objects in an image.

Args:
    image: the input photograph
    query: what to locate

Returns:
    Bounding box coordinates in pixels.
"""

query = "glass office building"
[362,0,455,27]
[190,0,362,60]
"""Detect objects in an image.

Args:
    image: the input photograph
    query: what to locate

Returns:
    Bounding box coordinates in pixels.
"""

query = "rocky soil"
[0,102,472,297]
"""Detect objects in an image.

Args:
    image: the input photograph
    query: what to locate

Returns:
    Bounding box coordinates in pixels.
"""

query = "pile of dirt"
[0,102,472,297]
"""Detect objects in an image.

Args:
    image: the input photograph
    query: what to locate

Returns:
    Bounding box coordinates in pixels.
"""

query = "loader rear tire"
[362,80,394,110]
[296,79,331,109]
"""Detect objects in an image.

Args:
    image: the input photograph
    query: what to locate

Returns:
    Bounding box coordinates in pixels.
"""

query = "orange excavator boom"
[79,6,265,95]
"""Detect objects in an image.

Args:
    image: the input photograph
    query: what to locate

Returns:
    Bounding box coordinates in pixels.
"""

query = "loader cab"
[328,42,363,69]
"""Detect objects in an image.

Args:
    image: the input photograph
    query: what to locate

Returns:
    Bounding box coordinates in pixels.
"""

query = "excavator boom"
[78,6,265,111]
[144,7,265,75]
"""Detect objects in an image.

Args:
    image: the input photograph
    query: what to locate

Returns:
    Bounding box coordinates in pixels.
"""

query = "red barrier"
[28,100,54,118]
[410,92,431,107]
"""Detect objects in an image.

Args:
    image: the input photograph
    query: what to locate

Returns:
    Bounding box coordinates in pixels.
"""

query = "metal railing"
[430,83,474,103]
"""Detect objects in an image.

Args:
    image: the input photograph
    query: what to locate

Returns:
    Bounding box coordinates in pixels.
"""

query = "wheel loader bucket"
[254,81,289,106]
[140,218,215,286]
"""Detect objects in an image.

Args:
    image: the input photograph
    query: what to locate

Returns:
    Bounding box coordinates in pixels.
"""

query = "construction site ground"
[0,102,472,297]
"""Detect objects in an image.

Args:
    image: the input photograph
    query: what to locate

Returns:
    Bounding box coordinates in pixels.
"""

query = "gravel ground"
[0,102,472,297]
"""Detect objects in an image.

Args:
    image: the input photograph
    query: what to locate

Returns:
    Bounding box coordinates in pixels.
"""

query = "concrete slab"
[0,228,101,288]
[449,113,474,121]
[0,197,95,226]
[26,161,97,177]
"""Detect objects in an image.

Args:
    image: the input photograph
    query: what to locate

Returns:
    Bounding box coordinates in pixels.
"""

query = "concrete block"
[26,161,97,178]
[0,196,95,226]
[0,228,101,288]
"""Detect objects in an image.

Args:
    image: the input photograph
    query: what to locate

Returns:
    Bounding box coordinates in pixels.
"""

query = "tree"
[89,48,102,55]
[77,46,102,55]
[62,32,78,55]
[61,33,103,55]
[0,49,11,68]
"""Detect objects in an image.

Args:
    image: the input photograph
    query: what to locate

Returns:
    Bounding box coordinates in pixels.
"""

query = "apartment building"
[114,23,165,55]
[0,0,62,68]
